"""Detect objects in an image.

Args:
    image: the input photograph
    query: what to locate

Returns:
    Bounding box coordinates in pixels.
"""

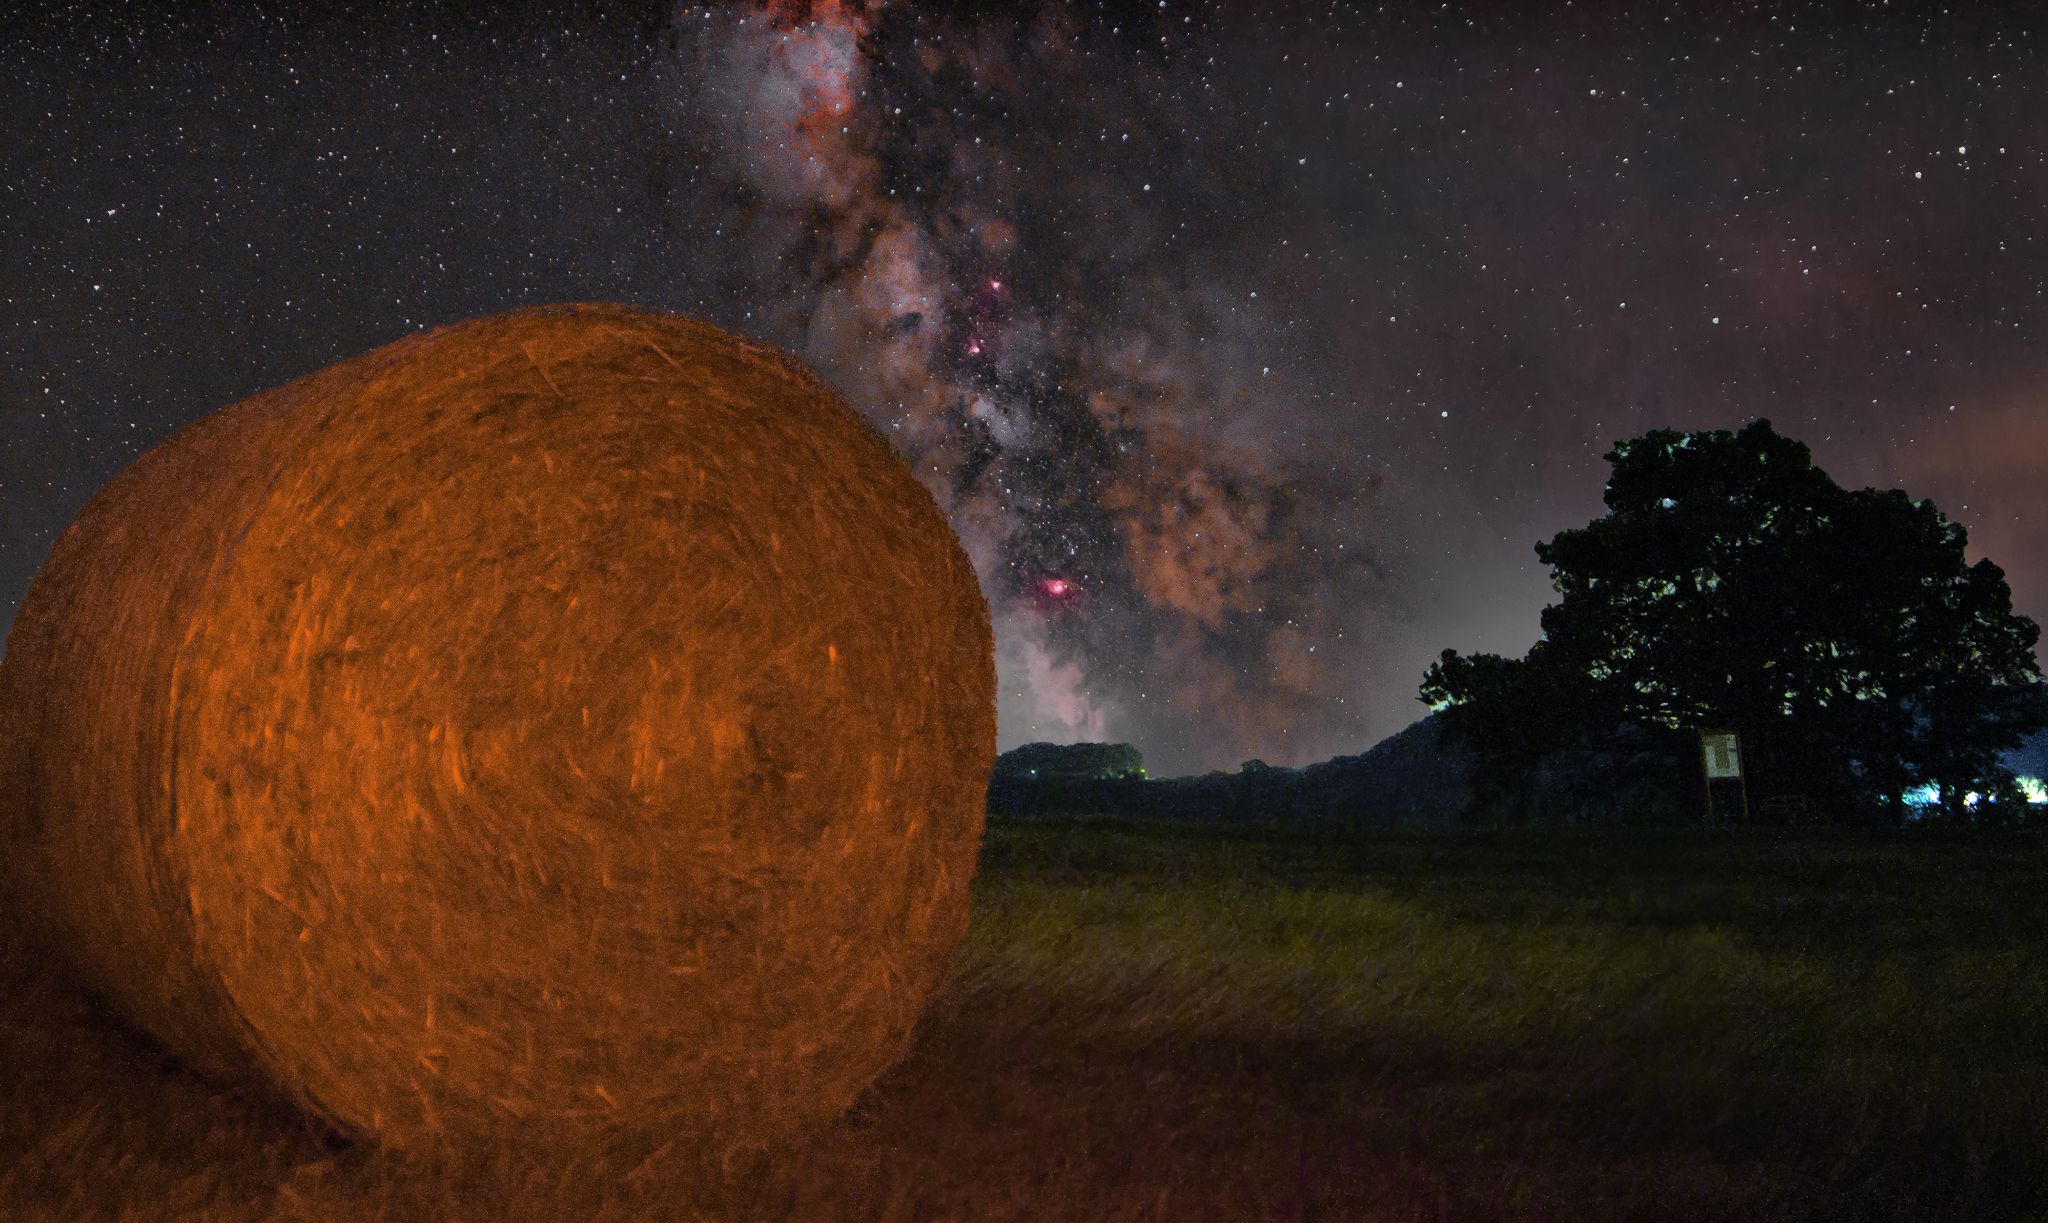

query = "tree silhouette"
[1422,420,2046,822]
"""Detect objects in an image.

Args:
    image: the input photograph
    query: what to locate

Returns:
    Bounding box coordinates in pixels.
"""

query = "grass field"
[4,816,2046,1220]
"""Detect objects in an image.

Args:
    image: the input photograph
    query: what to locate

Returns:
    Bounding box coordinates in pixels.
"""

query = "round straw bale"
[0,303,995,1160]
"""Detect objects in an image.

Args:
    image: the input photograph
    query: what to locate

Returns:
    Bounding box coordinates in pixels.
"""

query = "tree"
[991,740,1146,780]
[1421,420,2046,822]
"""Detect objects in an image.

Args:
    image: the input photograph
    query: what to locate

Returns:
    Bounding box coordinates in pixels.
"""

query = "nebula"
[17,6,2030,778]
[665,1,1386,774]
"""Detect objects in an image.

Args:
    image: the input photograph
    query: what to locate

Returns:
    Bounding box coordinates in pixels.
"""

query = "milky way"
[3,4,2045,776]
[663,2,1385,774]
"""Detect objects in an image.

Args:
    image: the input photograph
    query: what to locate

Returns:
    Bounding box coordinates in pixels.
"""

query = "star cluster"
[3,3,2044,776]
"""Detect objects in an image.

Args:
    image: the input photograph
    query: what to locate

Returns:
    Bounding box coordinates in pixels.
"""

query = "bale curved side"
[0,303,997,1160]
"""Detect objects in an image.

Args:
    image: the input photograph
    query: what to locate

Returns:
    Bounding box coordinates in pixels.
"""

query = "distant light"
[1907,779,2048,806]
[1042,578,1070,597]
[989,279,1002,291]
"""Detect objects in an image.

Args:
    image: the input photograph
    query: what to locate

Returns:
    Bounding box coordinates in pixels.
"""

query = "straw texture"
[0,303,996,1162]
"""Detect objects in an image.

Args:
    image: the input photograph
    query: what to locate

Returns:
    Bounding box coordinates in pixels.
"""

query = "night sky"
[4,3,2044,778]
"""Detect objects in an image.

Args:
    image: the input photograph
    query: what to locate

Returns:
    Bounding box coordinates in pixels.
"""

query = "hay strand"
[0,303,996,1163]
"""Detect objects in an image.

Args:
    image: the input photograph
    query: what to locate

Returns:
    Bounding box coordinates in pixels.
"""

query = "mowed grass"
[4,817,2046,1220]
[909,818,2048,1221]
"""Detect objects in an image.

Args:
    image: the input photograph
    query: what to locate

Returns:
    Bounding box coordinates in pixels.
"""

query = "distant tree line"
[991,741,1147,782]
[986,725,1481,828]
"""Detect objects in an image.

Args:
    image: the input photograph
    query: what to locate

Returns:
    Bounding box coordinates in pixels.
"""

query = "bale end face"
[0,303,996,1159]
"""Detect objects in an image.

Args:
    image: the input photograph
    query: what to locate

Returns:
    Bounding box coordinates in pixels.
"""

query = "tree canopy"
[1421,420,2046,822]
[992,741,1147,780]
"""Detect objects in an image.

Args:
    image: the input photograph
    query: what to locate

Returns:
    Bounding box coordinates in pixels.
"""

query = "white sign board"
[1701,731,1743,779]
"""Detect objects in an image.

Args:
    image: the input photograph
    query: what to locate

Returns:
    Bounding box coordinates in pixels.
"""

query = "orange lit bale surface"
[0,303,996,1158]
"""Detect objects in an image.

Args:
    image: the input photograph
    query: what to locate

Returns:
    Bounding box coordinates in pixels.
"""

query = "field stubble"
[3,816,2044,1220]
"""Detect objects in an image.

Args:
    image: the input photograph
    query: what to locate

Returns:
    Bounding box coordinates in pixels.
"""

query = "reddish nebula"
[763,0,873,140]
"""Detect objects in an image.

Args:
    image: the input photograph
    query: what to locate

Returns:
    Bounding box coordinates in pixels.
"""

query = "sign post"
[1699,728,1750,825]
